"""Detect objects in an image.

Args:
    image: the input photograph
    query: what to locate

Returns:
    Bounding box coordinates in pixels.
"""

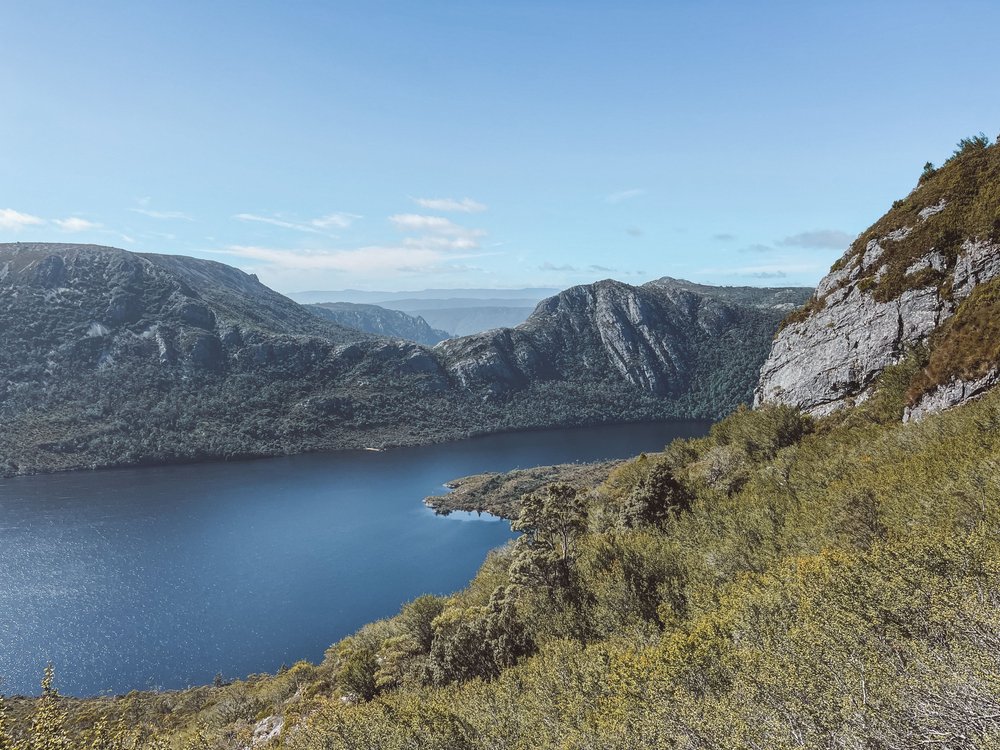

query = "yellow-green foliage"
[276,395,1000,749]
[8,394,1000,748]
[910,276,1000,398]
[839,136,1000,304]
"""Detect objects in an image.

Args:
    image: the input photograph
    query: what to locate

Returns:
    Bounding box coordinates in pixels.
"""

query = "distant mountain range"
[288,288,553,335]
[288,287,559,304]
[306,302,451,345]
[0,242,809,475]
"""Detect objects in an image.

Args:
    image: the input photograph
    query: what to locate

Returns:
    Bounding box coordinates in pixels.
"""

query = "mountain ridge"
[0,242,808,475]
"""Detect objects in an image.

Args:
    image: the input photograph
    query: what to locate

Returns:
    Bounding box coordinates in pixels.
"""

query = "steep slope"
[756,136,1000,418]
[306,302,451,345]
[25,381,1000,747]
[0,243,807,475]
[0,243,458,475]
[440,277,810,416]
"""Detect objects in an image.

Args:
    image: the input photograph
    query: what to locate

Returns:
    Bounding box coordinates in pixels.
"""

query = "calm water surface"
[0,421,709,696]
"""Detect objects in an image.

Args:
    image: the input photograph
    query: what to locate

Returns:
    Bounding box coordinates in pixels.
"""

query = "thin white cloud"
[235,213,319,232]
[211,201,496,282]
[389,214,460,232]
[390,214,486,240]
[215,244,487,275]
[235,211,359,233]
[412,197,487,213]
[402,235,481,251]
[539,262,578,272]
[131,207,194,221]
[54,217,103,232]
[0,208,45,230]
[605,188,645,204]
[778,230,854,250]
[311,212,361,229]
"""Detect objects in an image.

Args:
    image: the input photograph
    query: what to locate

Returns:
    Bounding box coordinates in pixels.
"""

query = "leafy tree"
[429,607,496,685]
[952,132,991,159]
[920,160,937,183]
[616,459,691,527]
[510,483,588,589]
[482,585,535,669]
[26,665,70,750]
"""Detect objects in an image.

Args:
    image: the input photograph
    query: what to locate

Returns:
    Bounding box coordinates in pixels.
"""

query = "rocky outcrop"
[904,369,1000,422]
[756,236,1000,417]
[441,278,811,408]
[244,715,283,748]
[756,138,1000,418]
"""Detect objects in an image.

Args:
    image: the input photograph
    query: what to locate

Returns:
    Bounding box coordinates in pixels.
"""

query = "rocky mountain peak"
[755,137,1000,418]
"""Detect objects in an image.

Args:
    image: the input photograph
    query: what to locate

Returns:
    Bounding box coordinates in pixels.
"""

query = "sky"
[2,1,999,294]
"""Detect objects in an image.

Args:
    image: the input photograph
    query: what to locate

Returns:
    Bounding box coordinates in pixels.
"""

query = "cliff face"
[440,277,810,411]
[755,138,1000,418]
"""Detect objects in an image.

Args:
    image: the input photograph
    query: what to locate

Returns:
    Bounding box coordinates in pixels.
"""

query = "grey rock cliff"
[755,235,1000,417]
[440,277,811,408]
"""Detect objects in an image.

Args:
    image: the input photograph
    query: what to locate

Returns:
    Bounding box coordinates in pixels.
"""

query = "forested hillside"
[0,244,803,476]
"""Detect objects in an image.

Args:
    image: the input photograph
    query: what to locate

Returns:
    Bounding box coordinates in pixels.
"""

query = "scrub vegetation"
[6,372,1000,747]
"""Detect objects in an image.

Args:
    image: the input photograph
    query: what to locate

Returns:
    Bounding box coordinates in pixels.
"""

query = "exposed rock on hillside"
[756,138,1000,418]
[441,277,810,409]
[0,243,808,475]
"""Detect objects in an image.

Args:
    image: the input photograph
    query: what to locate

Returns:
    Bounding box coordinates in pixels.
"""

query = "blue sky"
[2,1,999,293]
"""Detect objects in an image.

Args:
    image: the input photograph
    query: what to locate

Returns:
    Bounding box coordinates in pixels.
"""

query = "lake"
[0,420,709,696]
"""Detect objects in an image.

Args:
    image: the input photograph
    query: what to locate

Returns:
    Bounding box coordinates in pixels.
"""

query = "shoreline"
[0,416,712,481]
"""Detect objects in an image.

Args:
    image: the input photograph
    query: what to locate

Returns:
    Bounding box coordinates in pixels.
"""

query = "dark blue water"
[0,421,709,696]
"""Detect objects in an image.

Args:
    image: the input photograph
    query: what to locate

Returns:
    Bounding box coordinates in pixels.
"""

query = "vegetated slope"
[0,243,465,475]
[305,302,451,345]
[440,276,810,415]
[11,376,1000,749]
[0,244,807,475]
[757,134,1000,418]
[425,460,620,518]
